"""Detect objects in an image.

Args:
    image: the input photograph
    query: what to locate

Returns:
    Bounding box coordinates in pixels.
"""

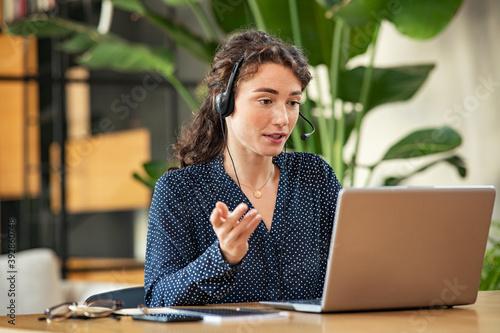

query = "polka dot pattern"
[144,152,341,306]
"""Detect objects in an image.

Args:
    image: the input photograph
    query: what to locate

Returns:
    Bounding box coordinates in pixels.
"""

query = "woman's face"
[226,62,302,159]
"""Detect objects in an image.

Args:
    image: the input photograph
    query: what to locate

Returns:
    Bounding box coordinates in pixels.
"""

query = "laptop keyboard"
[287,299,321,305]
[176,308,275,316]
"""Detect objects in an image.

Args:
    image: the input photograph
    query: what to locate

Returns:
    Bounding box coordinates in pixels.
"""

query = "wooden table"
[2,291,499,333]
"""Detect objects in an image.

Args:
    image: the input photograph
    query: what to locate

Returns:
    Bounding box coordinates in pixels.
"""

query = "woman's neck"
[223,149,275,189]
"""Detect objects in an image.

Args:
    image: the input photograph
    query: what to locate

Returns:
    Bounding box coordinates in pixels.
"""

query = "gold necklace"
[239,164,275,199]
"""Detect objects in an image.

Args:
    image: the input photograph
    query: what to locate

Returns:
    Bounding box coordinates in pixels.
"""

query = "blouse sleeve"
[144,172,239,306]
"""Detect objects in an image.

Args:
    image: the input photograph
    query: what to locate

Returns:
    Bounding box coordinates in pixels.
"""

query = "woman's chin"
[262,147,285,157]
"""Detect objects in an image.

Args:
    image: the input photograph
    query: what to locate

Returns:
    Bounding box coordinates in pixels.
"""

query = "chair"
[0,248,65,314]
[85,286,145,308]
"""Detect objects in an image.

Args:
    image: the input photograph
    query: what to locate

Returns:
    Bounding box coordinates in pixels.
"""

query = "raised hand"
[210,202,261,266]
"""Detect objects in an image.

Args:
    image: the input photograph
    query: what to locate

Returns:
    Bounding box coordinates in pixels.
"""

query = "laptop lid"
[319,186,495,312]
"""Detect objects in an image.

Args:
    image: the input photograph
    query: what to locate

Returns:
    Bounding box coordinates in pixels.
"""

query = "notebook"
[261,186,496,312]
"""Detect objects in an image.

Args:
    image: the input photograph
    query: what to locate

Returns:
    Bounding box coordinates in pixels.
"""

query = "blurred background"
[0,0,498,314]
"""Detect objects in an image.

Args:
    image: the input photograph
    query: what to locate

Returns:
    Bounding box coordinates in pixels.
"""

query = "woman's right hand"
[210,202,261,266]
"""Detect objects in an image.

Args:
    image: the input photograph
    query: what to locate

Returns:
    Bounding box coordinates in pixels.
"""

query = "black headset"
[215,56,244,118]
[215,56,315,140]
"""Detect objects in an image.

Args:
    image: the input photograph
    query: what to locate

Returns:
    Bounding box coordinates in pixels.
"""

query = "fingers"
[229,203,250,221]
[221,208,261,245]
[210,202,261,240]
[210,202,228,229]
[216,201,229,219]
[237,209,261,240]
[211,202,248,231]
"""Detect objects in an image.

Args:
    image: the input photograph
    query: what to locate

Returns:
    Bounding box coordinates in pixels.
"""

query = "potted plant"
[6,0,466,188]
[480,221,500,290]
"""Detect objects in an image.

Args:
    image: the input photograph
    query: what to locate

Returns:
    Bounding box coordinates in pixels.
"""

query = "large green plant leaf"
[111,0,147,14]
[388,0,463,39]
[8,14,176,76]
[143,160,169,178]
[444,155,467,177]
[160,0,201,6]
[332,0,389,58]
[7,16,87,37]
[294,0,336,65]
[133,173,156,191]
[7,6,199,110]
[338,64,434,112]
[211,1,252,33]
[211,0,335,66]
[112,0,218,63]
[78,38,175,76]
[60,32,100,54]
[8,16,101,55]
[333,0,390,27]
[333,0,463,40]
[133,160,169,191]
[383,155,466,186]
[315,0,342,8]
[147,13,218,63]
[381,126,462,161]
[346,23,377,59]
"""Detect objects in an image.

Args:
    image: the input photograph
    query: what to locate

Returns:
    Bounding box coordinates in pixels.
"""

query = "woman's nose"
[273,104,288,126]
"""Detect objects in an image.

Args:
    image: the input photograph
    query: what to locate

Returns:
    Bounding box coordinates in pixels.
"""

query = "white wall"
[355,0,500,221]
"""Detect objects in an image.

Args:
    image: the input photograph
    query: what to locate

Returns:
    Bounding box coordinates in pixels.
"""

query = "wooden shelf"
[50,128,152,213]
[66,257,145,285]
[0,32,40,200]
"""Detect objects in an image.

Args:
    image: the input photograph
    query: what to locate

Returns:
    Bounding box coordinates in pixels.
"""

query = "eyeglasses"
[41,299,123,323]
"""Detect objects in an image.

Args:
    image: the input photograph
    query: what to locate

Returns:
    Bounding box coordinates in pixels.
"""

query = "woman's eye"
[290,101,301,107]
[259,99,272,105]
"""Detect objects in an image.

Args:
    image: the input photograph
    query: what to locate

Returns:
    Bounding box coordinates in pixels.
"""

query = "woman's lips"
[264,133,286,143]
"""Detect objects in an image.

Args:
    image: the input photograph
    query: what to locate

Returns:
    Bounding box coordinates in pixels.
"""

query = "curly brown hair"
[172,30,312,169]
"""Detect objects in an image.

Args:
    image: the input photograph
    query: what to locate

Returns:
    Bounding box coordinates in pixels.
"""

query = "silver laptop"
[261,186,496,312]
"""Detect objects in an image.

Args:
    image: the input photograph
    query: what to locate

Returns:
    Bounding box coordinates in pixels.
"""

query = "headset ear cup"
[215,92,234,118]
[216,55,244,118]
[215,92,225,116]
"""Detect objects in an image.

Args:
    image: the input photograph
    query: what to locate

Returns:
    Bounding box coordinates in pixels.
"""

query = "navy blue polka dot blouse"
[144,152,341,306]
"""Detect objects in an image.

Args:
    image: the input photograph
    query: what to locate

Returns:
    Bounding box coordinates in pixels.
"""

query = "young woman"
[144,30,342,306]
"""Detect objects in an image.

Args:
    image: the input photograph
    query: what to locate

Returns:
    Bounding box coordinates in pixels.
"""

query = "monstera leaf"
[378,127,466,186]
[339,64,435,112]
